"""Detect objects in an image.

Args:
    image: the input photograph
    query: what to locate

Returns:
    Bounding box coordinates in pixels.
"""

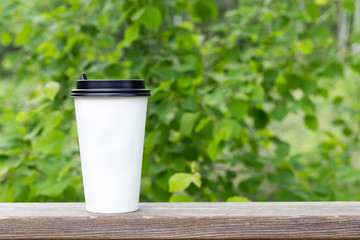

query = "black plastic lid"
[71,74,151,97]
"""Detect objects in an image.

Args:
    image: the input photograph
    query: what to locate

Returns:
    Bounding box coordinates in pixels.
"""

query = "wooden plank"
[0,202,359,239]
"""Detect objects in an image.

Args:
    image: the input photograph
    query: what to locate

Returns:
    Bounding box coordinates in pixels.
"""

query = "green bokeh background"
[0,0,359,202]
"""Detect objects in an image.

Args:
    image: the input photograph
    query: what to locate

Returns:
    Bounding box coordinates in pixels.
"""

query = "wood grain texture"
[0,202,360,239]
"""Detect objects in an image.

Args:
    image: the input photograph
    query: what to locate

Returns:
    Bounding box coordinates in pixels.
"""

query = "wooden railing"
[0,202,360,239]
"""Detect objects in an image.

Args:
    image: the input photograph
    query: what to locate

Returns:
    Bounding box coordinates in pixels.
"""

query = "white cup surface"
[74,97,148,213]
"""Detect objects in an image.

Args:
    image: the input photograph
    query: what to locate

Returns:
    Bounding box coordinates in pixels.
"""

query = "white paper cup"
[71,75,150,213]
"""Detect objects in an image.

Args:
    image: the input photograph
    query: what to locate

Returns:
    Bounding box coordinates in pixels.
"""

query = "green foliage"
[304,115,318,131]
[141,6,162,31]
[169,172,201,192]
[0,0,359,202]
[169,194,194,202]
[180,112,200,135]
[124,23,140,47]
[226,196,251,202]
[44,82,60,101]
[169,173,193,192]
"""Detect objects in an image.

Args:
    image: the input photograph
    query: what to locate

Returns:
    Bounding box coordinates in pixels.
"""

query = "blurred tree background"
[0,0,359,202]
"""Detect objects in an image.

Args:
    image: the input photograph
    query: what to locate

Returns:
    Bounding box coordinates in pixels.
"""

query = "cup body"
[74,97,148,213]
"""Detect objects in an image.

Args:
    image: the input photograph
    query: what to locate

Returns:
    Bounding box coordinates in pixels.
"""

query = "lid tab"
[80,73,87,80]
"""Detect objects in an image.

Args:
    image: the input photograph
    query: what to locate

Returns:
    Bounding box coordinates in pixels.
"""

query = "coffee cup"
[71,74,150,213]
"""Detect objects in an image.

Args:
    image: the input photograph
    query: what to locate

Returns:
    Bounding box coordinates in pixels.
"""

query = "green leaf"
[343,127,352,136]
[151,67,176,80]
[257,156,281,164]
[300,98,315,115]
[156,171,172,191]
[80,24,98,36]
[15,24,32,46]
[304,114,318,131]
[130,58,147,76]
[271,102,287,121]
[195,118,211,133]
[226,196,251,202]
[315,0,328,5]
[169,194,194,202]
[263,69,278,91]
[38,174,72,197]
[150,186,170,202]
[275,142,290,159]
[44,82,60,101]
[250,85,265,104]
[207,140,223,161]
[336,166,360,183]
[274,189,297,201]
[34,130,67,155]
[180,112,200,135]
[141,6,162,31]
[15,111,28,122]
[254,109,269,129]
[192,172,201,188]
[298,39,313,55]
[124,23,140,47]
[131,8,146,21]
[24,125,43,141]
[333,96,343,104]
[1,32,12,46]
[228,99,248,120]
[181,97,198,112]
[43,111,63,133]
[190,0,218,22]
[220,119,241,139]
[343,1,355,12]
[105,63,122,77]
[306,2,319,21]
[58,160,75,181]
[316,87,329,98]
[333,118,346,126]
[158,101,176,124]
[215,125,232,142]
[169,173,193,192]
